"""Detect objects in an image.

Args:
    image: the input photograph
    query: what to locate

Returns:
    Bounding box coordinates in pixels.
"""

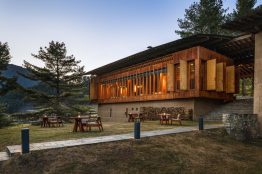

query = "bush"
[0,113,11,128]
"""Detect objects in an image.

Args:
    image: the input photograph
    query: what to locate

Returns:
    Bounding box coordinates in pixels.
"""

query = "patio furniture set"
[71,115,103,132]
[41,115,64,128]
[41,113,103,132]
[128,107,193,125]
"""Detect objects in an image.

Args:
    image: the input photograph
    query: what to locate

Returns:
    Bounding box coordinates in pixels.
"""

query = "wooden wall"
[91,46,235,104]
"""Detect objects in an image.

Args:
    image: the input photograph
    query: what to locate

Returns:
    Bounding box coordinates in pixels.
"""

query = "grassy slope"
[0,121,201,151]
[1,129,262,174]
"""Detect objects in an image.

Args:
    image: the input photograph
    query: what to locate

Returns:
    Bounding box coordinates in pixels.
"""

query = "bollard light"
[134,117,141,139]
[21,128,30,154]
[199,116,204,130]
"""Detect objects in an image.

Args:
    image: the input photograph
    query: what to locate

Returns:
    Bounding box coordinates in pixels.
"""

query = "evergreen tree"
[0,42,17,127]
[232,0,257,18]
[20,41,89,115]
[175,0,228,38]
[0,42,17,95]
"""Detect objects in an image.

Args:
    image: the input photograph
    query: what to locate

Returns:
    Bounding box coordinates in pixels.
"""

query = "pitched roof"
[87,34,233,75]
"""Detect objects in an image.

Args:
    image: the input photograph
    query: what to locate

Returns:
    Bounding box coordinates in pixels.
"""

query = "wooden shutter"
[226,66,235,93]
[216,62,224,92]
[180,60,188,90]
[90,79,97,100]
[207,59,216,90]
[167,63,174,91]
[235,67,240,94]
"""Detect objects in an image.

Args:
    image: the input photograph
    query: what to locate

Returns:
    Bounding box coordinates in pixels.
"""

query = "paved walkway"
[0,124,223,162]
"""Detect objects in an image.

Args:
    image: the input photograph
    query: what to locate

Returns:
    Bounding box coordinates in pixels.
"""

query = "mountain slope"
[2,64,39,88]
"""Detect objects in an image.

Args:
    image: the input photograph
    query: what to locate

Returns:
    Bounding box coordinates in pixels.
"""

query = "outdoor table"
[128,113,138,122]
[41,117,49,127]
[71,116,90,132]
[159,113,171,125]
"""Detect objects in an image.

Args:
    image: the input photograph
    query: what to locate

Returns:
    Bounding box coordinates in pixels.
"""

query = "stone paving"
[0,124,223,162]
[0,152,9,161]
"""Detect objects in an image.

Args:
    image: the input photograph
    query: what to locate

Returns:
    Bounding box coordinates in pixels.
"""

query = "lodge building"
[87,33,256,121]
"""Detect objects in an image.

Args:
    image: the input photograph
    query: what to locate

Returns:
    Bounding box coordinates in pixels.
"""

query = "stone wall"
[204,98,253,121]
[98,99,194,122]
[254,31,262,134]
[194,98,225,120]
[97,98,254,122]
[222,113,259,141]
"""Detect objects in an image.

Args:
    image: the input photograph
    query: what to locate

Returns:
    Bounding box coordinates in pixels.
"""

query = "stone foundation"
[97,98,226,122]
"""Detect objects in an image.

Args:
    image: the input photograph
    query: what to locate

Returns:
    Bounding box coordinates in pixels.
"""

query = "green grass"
[0,120,220,151]
[1,129,261,174]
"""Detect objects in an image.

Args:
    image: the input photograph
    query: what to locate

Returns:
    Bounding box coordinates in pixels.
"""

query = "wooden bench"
[86,117,103,132]
[47,117,64,127]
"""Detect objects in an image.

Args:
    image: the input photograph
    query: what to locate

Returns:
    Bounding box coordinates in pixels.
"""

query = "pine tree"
[20,41,89,115]
[0,42,16,127]
[0,42,17,95]
[233,0,257,18]
[175,0,228,38]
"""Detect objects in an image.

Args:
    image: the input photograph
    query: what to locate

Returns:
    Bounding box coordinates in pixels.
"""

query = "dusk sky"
[1,0,262,71]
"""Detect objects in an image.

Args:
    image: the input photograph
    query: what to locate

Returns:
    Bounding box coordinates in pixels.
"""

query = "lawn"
[0,129,261,174]
[0,120,220,151]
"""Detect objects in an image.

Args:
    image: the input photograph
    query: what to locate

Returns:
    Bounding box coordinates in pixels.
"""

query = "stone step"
[0,151,9,162]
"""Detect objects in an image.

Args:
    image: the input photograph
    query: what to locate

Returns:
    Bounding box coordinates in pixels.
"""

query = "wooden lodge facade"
[88,34,254,121]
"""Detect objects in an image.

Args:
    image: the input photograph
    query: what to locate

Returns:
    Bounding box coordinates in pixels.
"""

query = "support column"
[254,31,262,134]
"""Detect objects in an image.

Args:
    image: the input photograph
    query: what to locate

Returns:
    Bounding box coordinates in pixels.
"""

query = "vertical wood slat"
[167,63,174,91]
[180,60,188,90]
[207,59,216,90]
[162,74,167,94]
[159,73,163,93]
[235,67,240,94]
[195,57,201,92]
[216,62,224,92]
[226,66,235,93]
[90,79,97,100]
[153,70,155,94]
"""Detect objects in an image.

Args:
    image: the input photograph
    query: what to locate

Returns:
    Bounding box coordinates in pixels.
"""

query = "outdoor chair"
[171,114,182,125]
[160,115,170,125]
[48,117,59,127]
[86,117,103,132]
[81,118,89,128]
[56,116,64,127]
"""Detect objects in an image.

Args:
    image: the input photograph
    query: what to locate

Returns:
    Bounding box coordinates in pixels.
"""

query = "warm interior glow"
[120,87,123,95]
[162,74,167,93]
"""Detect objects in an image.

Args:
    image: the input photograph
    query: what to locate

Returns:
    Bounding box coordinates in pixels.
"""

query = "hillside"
[1,64,39,88]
